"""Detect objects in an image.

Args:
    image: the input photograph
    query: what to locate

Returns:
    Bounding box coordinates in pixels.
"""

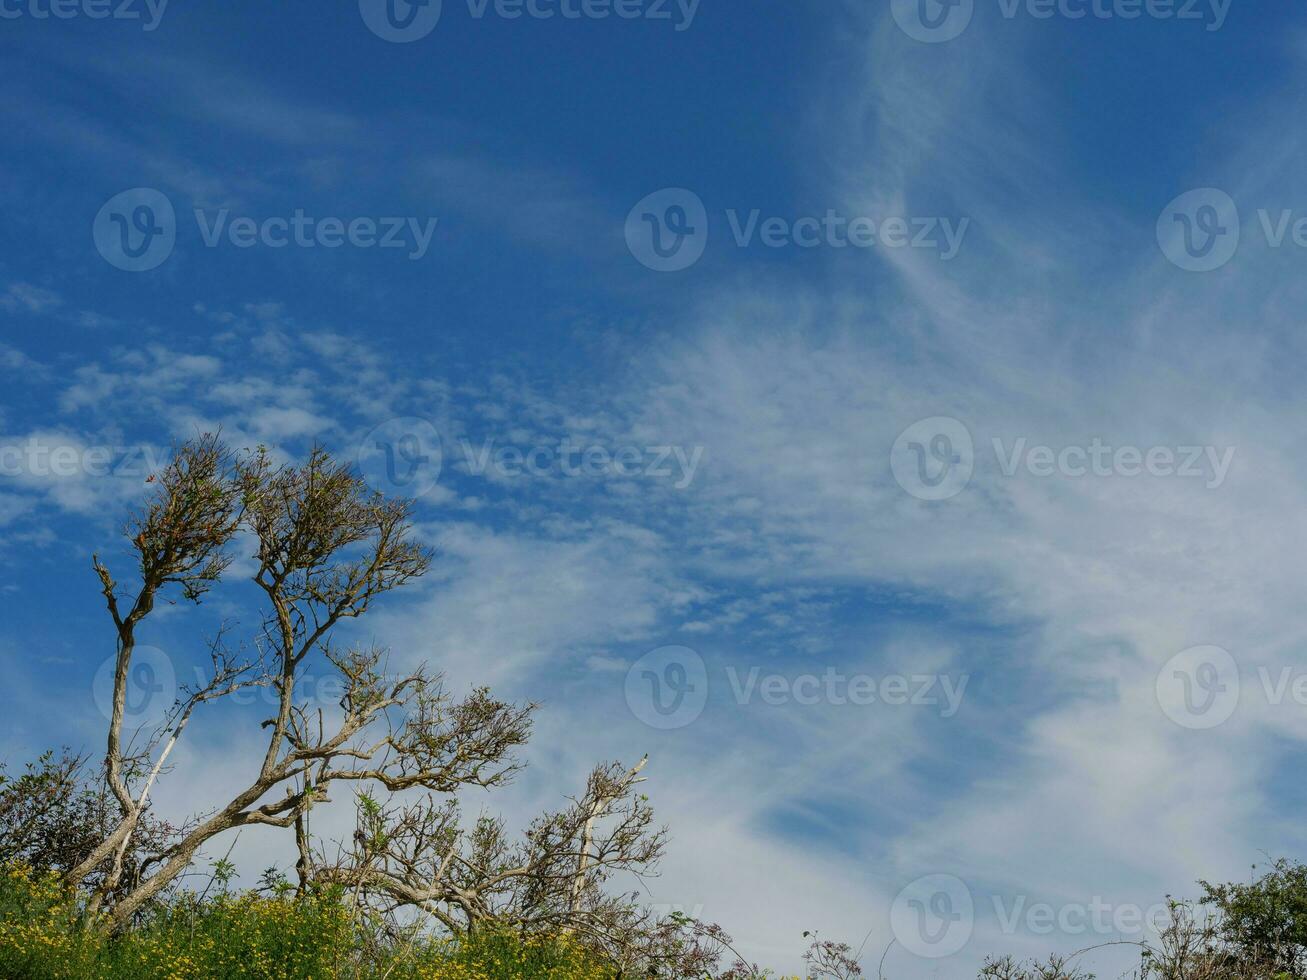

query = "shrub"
[0,863,618,980]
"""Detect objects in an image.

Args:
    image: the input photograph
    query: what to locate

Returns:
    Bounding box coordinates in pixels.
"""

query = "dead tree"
[70,437,531,931]
[68,434,714,972]
[308,756,730,975]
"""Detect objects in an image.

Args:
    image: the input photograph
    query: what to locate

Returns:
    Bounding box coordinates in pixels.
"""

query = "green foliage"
[1200,858,1307,976]
[0,863,618,979]
[0,751,110,875]
[209,858,237,892]
[0,751,176,906]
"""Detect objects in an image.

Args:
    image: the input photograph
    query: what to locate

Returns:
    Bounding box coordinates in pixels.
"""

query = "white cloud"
[0,282,62,314]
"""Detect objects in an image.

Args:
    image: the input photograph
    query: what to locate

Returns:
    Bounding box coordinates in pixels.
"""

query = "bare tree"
[68,434,248,913]
[979,954,1094,980]
[64,433,719,974]
[801,932,863,979]
[308,758,684,958]
[1130,898,1253,980]
[293,751,765,976]
[69,437,537,931]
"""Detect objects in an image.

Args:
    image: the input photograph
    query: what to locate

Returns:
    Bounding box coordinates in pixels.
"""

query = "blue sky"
[4,1,1307,976]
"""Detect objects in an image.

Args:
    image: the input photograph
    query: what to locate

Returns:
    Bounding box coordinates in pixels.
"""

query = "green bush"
[0,864,617,980]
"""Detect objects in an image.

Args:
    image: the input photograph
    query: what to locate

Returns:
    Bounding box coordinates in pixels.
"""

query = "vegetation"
[6,436,1306,977]
[0,863,617,979]
[0,436,834,977]
[56,435,698,963]
[977,859,1307,980]
[8,855,1307,978]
